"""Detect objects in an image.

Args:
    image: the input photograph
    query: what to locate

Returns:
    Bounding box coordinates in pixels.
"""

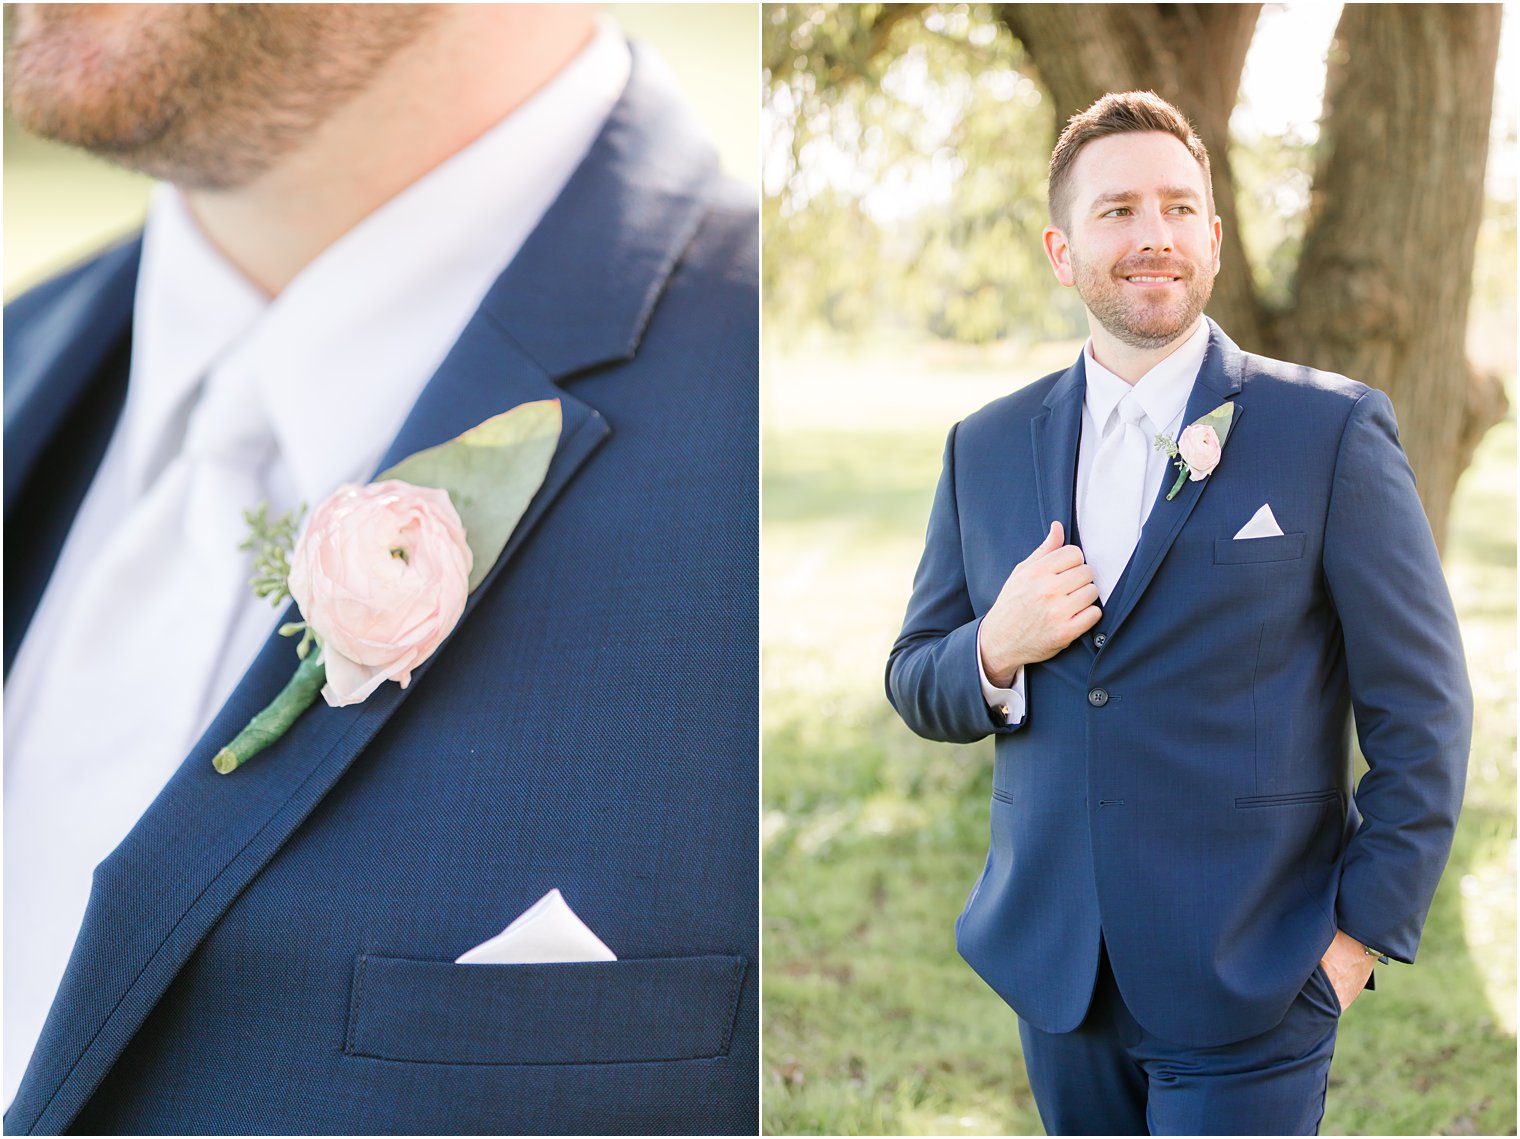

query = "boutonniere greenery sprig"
[1154,402,1235,501]
[213,399,562,774]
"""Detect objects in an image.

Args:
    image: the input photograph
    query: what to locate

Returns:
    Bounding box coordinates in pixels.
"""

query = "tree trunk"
[996,4,1266,349]
[998,2,1504,550]
[1282,4,1504,548]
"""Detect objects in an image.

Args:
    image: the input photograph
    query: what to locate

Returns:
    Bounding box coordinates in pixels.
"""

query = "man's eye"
[1103,207,1131,217]
[1170,205,1195,214]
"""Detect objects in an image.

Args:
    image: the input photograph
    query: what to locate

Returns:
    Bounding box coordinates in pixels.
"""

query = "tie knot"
[1117,394,1148,427]
[1109,394,1150,439]
[182,365,275,465]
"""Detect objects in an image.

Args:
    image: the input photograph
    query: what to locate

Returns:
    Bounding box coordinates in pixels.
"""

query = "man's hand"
[1320,928,1377,1012]
[979,521,1102,687]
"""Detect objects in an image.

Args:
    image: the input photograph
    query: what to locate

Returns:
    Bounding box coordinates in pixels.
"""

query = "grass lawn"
[761,336,1517,1136]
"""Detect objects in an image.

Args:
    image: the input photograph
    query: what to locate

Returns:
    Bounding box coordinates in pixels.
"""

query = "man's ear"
[1042,225,1075,287]
[1210,214,1223,273]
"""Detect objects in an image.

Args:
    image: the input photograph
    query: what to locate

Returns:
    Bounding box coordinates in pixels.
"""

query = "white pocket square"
[456,888,618,965]
[1233,503,1284,540]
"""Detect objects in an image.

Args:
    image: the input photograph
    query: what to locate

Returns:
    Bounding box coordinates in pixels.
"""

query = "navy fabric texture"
[344,955,747,1066]
[3,234,142,518]
[4,46,757,1136]
[887,320,1472,1049]
[1019,941,1338,1135]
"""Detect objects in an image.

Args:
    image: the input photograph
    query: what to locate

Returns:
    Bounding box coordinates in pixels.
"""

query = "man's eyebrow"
[1090,186,1204,210]
[1091,190,1140,209]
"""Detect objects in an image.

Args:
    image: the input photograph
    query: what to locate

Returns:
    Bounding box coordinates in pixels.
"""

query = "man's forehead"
[1068,132,1208,200]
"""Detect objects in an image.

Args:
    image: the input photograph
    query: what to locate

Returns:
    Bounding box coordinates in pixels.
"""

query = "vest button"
[1094,632,1108,648]
[1088,688,1109,707]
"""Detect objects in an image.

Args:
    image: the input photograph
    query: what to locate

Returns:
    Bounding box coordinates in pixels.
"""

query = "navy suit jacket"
[4,51,757,1135]
[887,320,1471,1047]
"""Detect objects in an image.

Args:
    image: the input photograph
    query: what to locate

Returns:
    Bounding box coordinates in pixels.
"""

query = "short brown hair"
[1047,91,1213,230]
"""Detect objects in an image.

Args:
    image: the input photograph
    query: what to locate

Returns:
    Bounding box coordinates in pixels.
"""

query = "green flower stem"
[213,653,326,774]
[1165,463,1189,501]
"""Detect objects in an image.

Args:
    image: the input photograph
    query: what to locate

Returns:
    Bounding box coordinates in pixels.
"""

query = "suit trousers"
[1018,940,1339,1136]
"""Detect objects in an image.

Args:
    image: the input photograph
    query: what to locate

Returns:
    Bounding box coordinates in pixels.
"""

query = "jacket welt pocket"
[344,953,747,1065]
[1234,789,1340,809]
[1213,532,1307,564]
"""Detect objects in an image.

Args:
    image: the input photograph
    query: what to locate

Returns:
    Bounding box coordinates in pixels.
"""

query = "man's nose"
[1135,207,1173,253]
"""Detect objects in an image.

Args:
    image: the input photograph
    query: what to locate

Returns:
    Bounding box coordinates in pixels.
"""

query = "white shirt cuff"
[976,621,1026,726]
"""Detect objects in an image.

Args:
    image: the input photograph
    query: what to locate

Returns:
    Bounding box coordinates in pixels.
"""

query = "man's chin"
[1075,270,1212,353]
[1097,311,1200,352]
[6,48,181,162]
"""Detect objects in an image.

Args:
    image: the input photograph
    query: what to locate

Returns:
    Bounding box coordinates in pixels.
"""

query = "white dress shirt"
[3,22,630,1108]
[979,319,1210,723]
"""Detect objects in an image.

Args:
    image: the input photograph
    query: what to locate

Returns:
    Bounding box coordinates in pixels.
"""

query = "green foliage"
[1473,187,1517,316]
[277,621,319,662]
[1228,121,1316,312]
[761,2,1316,346]
[763,4,1084,346]
[765,4,1445,349]
[241,501,306,608]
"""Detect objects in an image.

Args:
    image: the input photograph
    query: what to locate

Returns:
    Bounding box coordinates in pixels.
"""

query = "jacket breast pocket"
[1213,532,1307,565]
[344,953,747,1065]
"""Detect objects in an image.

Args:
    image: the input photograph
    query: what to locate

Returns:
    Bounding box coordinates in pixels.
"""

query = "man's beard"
[1071,248,1215,351]
[4,4,437,191]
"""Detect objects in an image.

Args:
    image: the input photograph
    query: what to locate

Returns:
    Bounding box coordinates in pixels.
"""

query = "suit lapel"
[1098,320,1246,638]
[7,45,720,1136]
[1029,358,1085,543]
[3,237,141,514]
[3,241,140,675]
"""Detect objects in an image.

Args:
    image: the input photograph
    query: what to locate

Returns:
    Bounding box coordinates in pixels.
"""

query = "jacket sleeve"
[1323,388,1473,963]
[886,423,1028,744]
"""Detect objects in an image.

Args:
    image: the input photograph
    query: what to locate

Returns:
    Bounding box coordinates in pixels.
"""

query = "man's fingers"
[1069,604,1103,634]
[1052,585,1099,623]
[1053,562,1095,591]
[1039,544,1087,574]
[1018,521,1064,568]
[1064,583,1101,612]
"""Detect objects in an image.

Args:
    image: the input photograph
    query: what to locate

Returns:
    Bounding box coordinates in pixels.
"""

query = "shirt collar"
[124,187,269,495]
[127,18,631,511]
[1082,317,1210,436]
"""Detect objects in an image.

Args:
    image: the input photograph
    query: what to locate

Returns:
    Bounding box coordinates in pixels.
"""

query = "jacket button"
[1094,632,1108,648]
[1088,688,1109,707]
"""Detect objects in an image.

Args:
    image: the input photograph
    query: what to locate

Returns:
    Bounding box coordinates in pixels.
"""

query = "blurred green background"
[2,4,758,298]
[762,2,1517,1135]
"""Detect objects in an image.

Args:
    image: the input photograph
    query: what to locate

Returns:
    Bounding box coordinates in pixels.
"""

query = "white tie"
[4,364,274,1100]
[18,365,277,765]
[1081,393,1152,603]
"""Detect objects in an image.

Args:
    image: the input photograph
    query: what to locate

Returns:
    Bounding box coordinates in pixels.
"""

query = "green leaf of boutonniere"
[1193,401,1236,449]
[379,399,562,592]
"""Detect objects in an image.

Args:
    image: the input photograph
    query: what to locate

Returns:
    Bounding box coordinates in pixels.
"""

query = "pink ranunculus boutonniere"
[1177,424,1223,480]
[213,399,563,774]
[288,480,472,708]
[1154,401,1237,501]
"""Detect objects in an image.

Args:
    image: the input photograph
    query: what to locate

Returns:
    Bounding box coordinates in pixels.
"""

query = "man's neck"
[1087,317,1203,385]
[183,6,598,298]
